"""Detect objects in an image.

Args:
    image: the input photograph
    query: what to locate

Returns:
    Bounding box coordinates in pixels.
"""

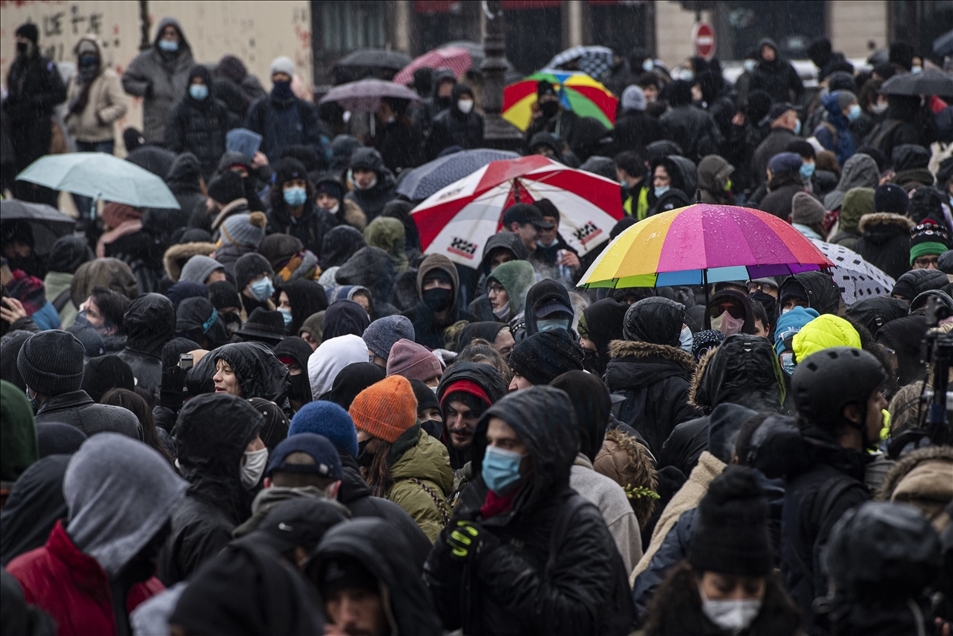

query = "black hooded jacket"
[429,84,484,157]
[150,152,203,245]
[118,293,176,395]
[335,246,399,317]
[436,362,508,469]
[403,255,477,348]
[750,38,805,103]
[310,518,443,635]
[267,202,336,260]
[580,298,628,375]
[165,65,235,179]
[279,280,328,337]
[213,342,289,402]
[470,231,531,313]
[320,225,366,269]
[780,271,842,316]
[521,279,573,338]
[344,148,398,222]
[0,455,69,566]
[853,212,915,281]
[159,393,263,585]
[424,387,635,635]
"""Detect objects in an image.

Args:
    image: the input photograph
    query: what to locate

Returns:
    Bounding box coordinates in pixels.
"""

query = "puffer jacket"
[64,37,127,143]
[158,394,262,585]
[853,212,915,281]
[425,387,635,635]
[344,147,398,222]
[876,445,953,529]
[165,86,234,180]
[890,144,934,191]
[118,294,176,395]
[121,17,194,142]
[605,340,700,457]
[386,426,454,542]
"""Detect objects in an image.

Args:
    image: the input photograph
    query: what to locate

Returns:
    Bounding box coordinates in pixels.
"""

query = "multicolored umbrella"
[546,45,614,79]
[412,155,624,267]
[579,204,833,289]
[503,71,617,132]
[393,47,472,85]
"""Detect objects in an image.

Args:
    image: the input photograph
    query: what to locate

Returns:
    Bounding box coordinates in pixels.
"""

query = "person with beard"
[4,23,66,204]
[749,38,804,104]
[245,57,322,164]
[403,254,477,349]
[266,159,336,258]
[166,65,235,180]
[344,147,398,222]
[7,434,187,636]
[121,18,194,143]
[428,83,484,158]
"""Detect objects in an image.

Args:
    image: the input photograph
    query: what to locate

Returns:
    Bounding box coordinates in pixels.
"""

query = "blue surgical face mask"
[278,307,293,328]
[679,326,694,353]
[799,162,815,179]
[847,103,861,121]
[642,59,655,72]
[283,186,307,207]
[794,118,802,136]
[25,387,38,414]
[743,59,756,73]
[158,39,179,52]
[779,351,796,376]
[189,84,208,101]
[654,186,670,198]
[482,446,525,495]
[911,65,922,74]
[249,276,274,302]
[537,317,569,332]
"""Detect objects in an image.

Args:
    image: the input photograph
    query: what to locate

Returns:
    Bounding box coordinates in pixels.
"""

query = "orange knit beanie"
[348,375,418,443]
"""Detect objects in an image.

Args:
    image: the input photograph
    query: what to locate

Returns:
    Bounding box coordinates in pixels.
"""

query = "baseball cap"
[535,299,573,318]
[501,203,554,230]
[766,102,797,122]
[266,433,343,481]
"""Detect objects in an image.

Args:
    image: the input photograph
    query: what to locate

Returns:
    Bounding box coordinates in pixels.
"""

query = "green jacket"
[43,271,76,328]
[388,427,454,542]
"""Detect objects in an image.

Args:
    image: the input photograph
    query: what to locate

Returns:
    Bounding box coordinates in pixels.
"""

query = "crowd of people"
[1,16,953,636]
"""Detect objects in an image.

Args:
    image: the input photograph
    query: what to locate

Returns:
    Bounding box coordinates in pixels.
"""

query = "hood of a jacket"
[523,279,572,336]
[124,293,176,357]
[824,154,879,209]
[389,428,454,494]
[336,247,396,308]
[437,361,507,407]
[73,35,105,74]
[0,455,69,567]
[821,91,850,127]
[876,444,953,505]
[605,340,695,392]
[747,414,866,481]
[658,155,698,196]
[705,289,757,333]
[780,271,841,315]
[153,16,192,54]
[838,187,875,235]
[473,386,580,516]
[689,334,786,414]
[450,82,474,115]
[580,298,628,362]
[321,226,366,270]
[349,147,392,182]
[858,212,915,245]
[892,144,930,173]
[309,517,444,636]
[415,253,459,310]
[479,232,530,272]
[213,342,289,402]
[364,217,407,271]
[486,260,535,316]
[173,393,263,517]
[166,153,203,195]
[64,432,188,576]
[696,154,734,194]
[70,258,138,308]
[162,242,217,282]
[307,334,368,399]
[329,135,362,172]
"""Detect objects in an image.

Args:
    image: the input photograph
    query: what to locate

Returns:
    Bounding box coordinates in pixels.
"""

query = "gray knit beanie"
[363,315,415,361]
[17,330,86,396]
[179,255,224,284]
[220,212,268,249]
[270,56,295,78]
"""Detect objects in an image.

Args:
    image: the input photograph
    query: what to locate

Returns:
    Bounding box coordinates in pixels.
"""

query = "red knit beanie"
[348,375,417,443]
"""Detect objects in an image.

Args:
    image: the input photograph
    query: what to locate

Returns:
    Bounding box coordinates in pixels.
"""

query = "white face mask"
[679,325,694,353]
[699,584,762,632]
[457,99,474,114]
[870,101,888,115]
[711,312,745,336]
[743,59,757,73]
[241,447,269,490]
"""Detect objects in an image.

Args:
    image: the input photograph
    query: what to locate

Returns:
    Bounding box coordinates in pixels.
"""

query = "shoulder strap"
[52,288,72,313]
[409,477,451,527]
[809,473,862,530]
[869,119,903,151]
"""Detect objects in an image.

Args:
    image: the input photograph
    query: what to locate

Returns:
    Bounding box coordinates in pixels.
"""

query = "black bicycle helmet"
[791,347,886,431]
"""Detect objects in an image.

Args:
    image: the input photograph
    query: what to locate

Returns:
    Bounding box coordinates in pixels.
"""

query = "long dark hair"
[101,388,174,466]
[362,439,394,498]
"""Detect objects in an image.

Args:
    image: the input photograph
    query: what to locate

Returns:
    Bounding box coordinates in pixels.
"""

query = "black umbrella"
[336,49,412,71]
[0,199,76,256]
[880,68,953,98]
[934,29,953,58]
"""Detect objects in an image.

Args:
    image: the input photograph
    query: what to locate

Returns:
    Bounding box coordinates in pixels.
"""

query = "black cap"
[766,102,797,122]
[501,203,553,229]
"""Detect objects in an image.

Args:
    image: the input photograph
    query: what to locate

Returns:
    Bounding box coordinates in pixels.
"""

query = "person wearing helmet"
[781,347,888,630]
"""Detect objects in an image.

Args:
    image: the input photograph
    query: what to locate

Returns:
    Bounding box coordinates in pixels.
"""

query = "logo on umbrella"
[574,221,603,246]
[449,237,478,259]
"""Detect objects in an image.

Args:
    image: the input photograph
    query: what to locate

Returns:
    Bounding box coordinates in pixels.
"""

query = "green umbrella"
[16,153,180,209]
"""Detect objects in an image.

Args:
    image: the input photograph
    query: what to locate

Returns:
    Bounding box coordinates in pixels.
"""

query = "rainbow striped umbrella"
[503,70,617,132]
[578,204,833,289]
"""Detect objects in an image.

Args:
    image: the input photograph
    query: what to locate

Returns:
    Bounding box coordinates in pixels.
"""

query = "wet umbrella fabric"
[546,45,614,79]
[0,200,76,255]
[394,47,472,86]
[810,240,895,306]
[396,149,519,201]
[879,68,953,99]
[336,49,412,71]
[319,79,420,113]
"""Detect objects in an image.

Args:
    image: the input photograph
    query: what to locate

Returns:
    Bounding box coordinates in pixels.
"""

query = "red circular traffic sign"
[692,22,716,60]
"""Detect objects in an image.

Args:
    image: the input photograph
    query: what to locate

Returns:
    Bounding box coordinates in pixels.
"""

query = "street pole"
[481,0,524,151]
[139,0,150,51]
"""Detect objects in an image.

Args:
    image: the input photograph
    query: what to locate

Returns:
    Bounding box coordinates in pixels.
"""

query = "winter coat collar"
[608,340,695,372]
[858,212,916,233]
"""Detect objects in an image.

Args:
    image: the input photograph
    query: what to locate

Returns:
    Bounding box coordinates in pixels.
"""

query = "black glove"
[446,520,498,562]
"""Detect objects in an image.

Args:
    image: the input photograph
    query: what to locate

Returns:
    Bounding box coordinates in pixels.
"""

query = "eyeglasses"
[487,283,506,296]
[747,282,777,295]
[913,255,939,269]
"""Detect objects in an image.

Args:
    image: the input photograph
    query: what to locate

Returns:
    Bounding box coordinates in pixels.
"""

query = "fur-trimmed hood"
[163,242,217,282]
[688,334,788,413]
[876,445,953,529]
[593,427,659,528]
[858,212,915,233]
[607,339,695,371]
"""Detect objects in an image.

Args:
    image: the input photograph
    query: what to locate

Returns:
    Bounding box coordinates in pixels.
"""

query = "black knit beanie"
[688,465,772,577]
[47,236,94,274]
[207,170,246,206]
[508,329,583,386]
[17,331,86,396]
[81,355,135,403]
[234,253,274,293]
[208,280,241,310]
[622,297,685,346]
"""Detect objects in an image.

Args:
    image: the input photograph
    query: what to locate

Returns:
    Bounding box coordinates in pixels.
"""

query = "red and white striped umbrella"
[411,155,624,267]
[393,47,472,85]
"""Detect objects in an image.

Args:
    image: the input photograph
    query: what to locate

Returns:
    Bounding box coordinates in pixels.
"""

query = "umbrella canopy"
[336,48,412,71]
[319,78,420,112]
[16,153,180,209]
[810,239,894,306]
[880,68,953,99]
[503,71,617,132]
[394,47,472,85]
[411,155,624,267]
[0,199,76,256]
[934,30,953,58]
[546,45,614,80]
[579,204,833,289]
[396,149,520,201]
[438,40,521,83]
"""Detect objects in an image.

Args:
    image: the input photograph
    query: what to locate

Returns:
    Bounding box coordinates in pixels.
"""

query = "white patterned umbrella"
[546,46,614,80]
[811,240,895,305]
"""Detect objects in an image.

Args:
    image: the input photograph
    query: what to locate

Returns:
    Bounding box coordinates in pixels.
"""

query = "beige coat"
[65,38,127,143]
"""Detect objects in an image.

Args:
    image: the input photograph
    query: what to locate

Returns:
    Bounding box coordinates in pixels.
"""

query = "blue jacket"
[245,92,322,164]
[813,92,856,167]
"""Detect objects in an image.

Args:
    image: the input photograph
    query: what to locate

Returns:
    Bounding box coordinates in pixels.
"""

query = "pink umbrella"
[319,79,420,112]
[411,155,624,267]
[393,47,472,86]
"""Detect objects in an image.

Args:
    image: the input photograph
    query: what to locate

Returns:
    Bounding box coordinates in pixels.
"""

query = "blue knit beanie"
[288,401,359,458]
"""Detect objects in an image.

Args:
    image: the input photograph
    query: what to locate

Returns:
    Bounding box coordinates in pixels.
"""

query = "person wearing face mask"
[121,18,193,143]
[647,155,696,216]
[403,254,476,350]
[344,147,398,222]
[638,466,802,636]
[264,158,336,258]
[166,65,235,180]
[427,83,484,158]
[158,393,266,584]
[313,174,362,229]
[244,56,323,165]
[812,90,859,167]
[174,297,231,351]
[773,306,820,377]
[750,103,801,191]
[424,386,636,635]
[484,260,535,325]
[525,80,579,148]
[234,252,276,317]
[64,37,127,160]
[4,23,67,205]
[707,289,757,337]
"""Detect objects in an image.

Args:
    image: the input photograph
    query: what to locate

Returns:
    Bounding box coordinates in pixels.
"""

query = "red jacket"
[6,520,164,636]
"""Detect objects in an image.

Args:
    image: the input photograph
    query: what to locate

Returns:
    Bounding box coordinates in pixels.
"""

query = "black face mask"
[357,439,374,468]
[422,288,453,313]
[287,373,309,402]
[582,348,604,375]
[540,100,559,119]
[16,41,28,55]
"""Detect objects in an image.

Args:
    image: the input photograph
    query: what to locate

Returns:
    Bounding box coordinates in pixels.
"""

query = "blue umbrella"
[16,153,180,209]
[396,149,519,201]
